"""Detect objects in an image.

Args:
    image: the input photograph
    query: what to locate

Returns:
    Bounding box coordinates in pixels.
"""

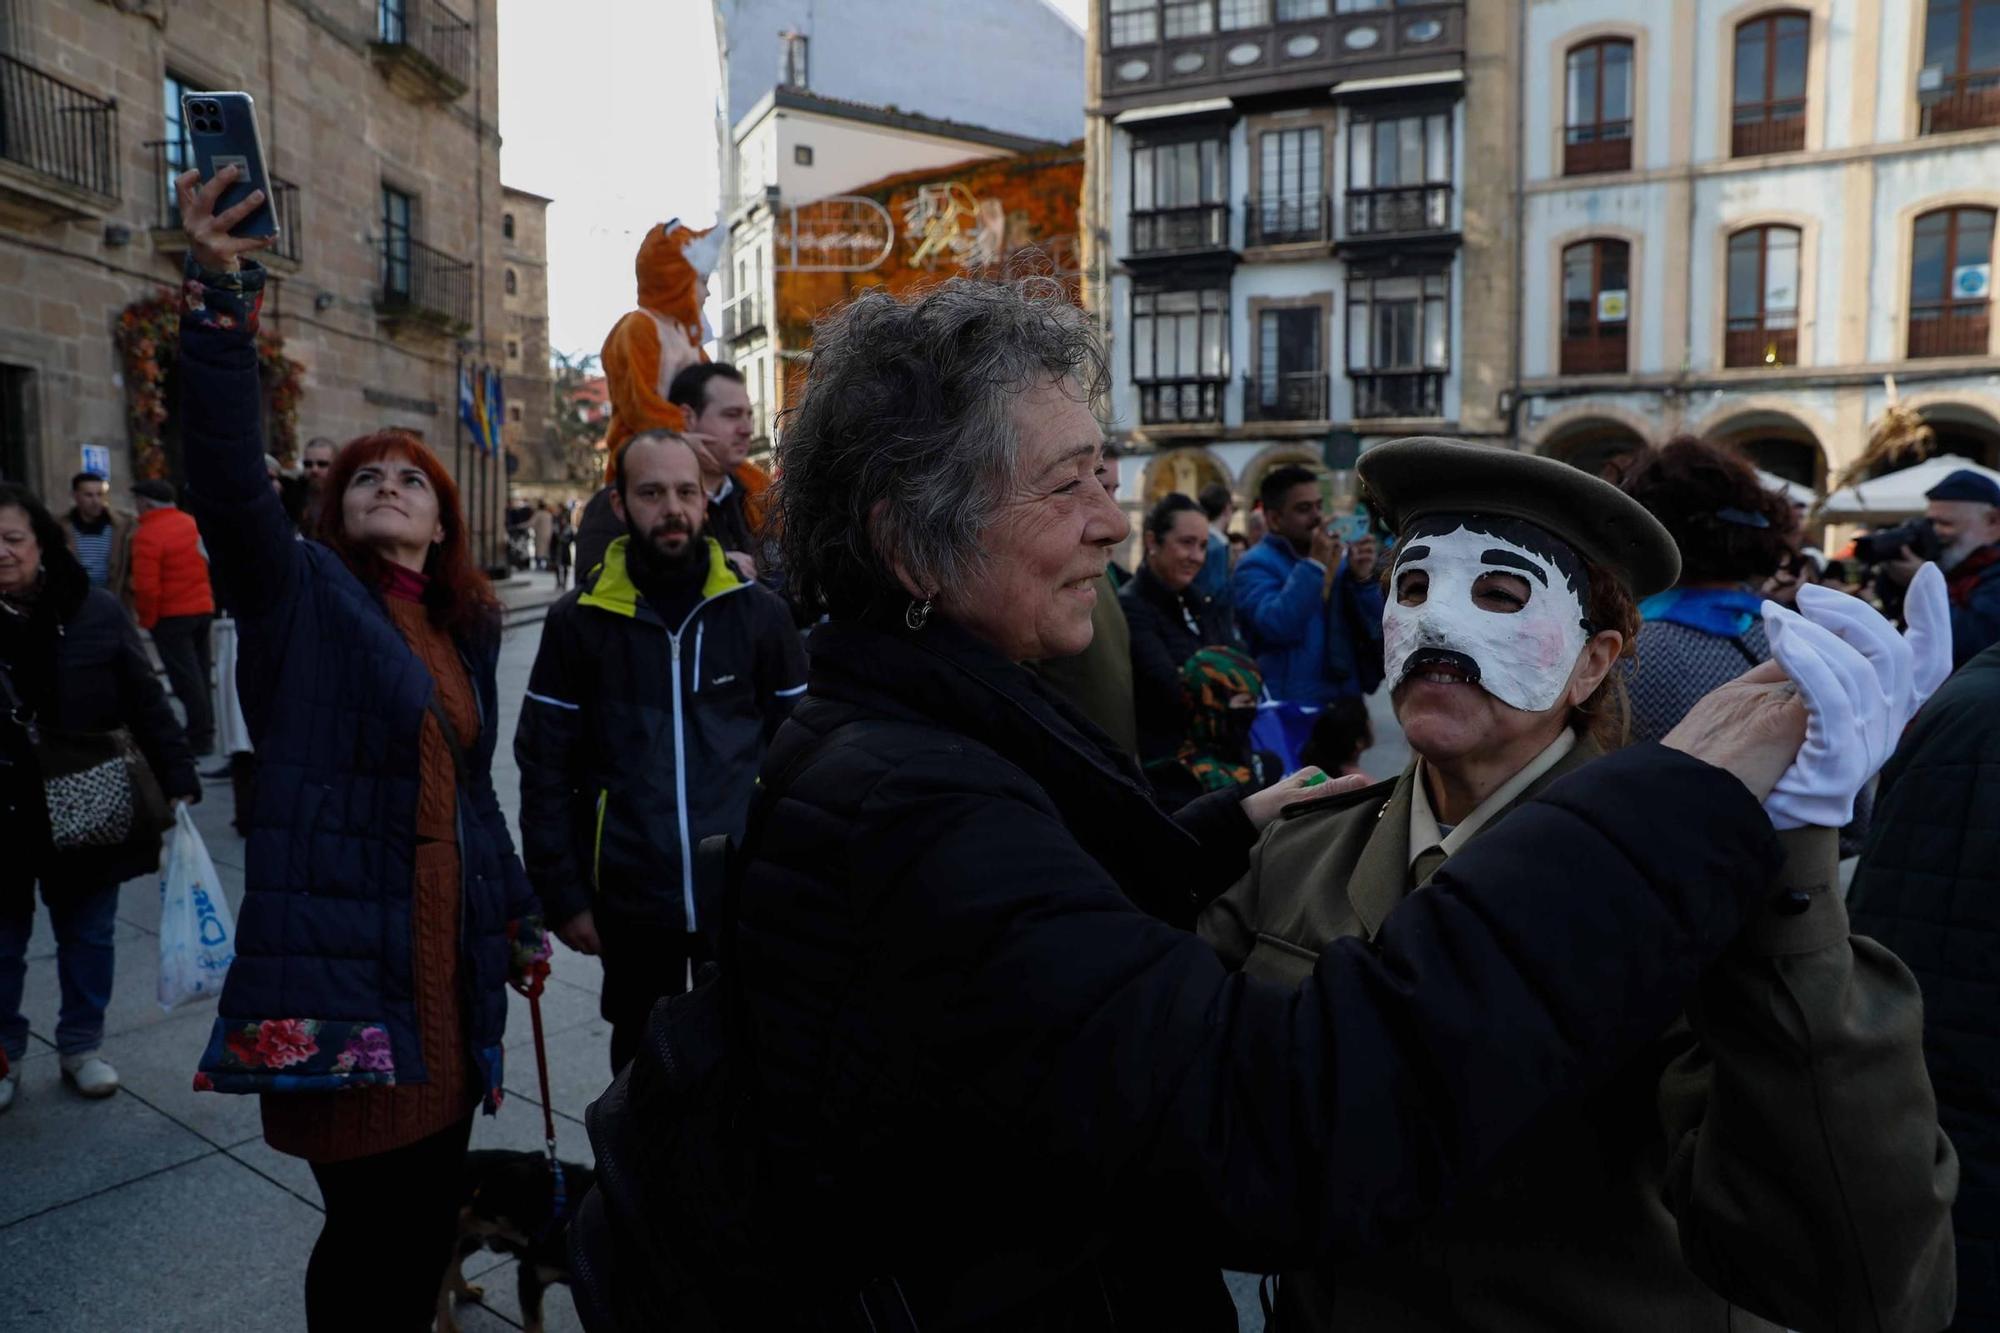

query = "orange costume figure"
[599,220,770,535]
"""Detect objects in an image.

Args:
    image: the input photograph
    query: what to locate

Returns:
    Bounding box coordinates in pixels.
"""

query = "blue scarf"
[1638,585,1766,638]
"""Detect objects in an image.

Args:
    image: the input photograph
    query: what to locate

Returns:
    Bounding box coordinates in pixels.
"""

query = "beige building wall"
[1458,0,1520,442]
[0,0,509,524]
[500,184,555,483]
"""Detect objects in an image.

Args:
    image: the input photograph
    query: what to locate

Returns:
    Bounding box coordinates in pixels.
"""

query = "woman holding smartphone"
[171,167,547,1332]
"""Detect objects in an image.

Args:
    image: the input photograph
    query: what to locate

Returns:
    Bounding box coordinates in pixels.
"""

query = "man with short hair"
[1193,482,1234,610]
[515,428,806,1073]
[129,478,217,755]
[1888,467,2000,666]
[60,472,134,603]
[1231,464,1383,705]
[667,362,765,571]
[297,437,336,530]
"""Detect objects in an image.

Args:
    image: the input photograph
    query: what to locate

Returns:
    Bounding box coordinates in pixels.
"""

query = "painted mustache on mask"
[1397,647,1482,688]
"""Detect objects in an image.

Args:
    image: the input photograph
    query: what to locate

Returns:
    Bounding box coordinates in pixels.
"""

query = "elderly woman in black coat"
[578,280,1815,1330]
[0,483,198,1111]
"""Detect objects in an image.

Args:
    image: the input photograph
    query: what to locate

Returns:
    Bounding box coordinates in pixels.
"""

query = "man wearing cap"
[1887,466,2000,667]
[1200,437,1958,1333]
[129,478,216,756]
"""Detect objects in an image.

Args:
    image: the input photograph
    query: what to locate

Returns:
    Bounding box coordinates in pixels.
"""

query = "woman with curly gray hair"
[576,279,1811,1330]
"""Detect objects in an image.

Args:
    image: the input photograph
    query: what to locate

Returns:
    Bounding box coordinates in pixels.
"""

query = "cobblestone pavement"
[1,568,1398,1331]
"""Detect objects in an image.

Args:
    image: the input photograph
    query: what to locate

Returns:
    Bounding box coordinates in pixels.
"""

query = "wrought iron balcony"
[1920,78,2000,134]
[1350,369,1444,420]
[1908,305,1990,359]
[1560,333,1628,376]
[1246,194,1329,247]
[1129,204,1231,258]
[721,289,765,340]
[1345,185,1453,238]
[1137,376,1226,426]
[1723,322,1798,369]
[1244,371,1327,422]
[375,236,474,334]
[1563,125,1631,176]
[1731,109,1806,158]
[368,0,473,102]
[149,141,302,266]
[0,52,118,207]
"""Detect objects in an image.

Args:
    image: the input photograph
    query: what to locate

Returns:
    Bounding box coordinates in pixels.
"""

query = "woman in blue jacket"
[173,169,546,1331]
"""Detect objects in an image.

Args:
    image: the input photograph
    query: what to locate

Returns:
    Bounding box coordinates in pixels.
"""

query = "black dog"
[436,1149,595,1333]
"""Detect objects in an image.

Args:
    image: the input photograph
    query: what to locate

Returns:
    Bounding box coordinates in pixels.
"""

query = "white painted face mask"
[1382,519,1591,714]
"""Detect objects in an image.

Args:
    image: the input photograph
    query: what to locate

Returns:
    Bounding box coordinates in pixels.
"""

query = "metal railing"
[1137,377,1226,425]
[1130,203,1231,256]
[376,235,473,330]
[1731,109,1806,158]
[373,0,473,93]
[1346,184,1453,237]
[1908,306,1990,359]
[1246,194,1329,247]
[149,140,302,264]
[1350,370,1444,420]
[1921,78,2000,134]
[1560,334,1629,376]
[1563,126,1631,176]
[721,289,765,340]
[1724,323,1798,368]
[0,52,118,199]
[1244,371,1328,422]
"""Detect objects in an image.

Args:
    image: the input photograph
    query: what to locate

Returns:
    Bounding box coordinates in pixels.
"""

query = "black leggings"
[304,1116,472,1331]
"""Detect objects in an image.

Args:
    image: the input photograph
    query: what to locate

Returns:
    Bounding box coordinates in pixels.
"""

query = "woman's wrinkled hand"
[1661,660,1808,802]
[1241,767,1370,831]
[175,166,273,273]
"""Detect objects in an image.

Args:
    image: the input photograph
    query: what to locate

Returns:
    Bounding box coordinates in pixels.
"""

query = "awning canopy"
[1819,454,2000,522]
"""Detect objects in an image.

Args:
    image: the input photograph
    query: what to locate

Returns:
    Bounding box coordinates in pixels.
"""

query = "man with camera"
[1884,468,2000,668]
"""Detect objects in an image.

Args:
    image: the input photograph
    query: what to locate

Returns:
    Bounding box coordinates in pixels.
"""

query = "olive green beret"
[1357,436,1681,599]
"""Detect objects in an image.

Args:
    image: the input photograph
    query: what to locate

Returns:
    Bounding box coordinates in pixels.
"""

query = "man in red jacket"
[130,479,216,755]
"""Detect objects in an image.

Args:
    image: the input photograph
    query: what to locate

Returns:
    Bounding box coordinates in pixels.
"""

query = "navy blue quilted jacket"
[176,261,543,1108]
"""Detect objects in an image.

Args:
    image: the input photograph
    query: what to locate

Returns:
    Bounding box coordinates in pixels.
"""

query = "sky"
[499,0,1090,361]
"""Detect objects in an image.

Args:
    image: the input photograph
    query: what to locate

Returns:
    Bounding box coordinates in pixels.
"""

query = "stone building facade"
[0,0,510,532]
[499,183,554,482]
[1080,0,1501,515]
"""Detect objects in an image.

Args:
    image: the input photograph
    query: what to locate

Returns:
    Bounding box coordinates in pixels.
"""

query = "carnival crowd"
[3,165,1999,1333]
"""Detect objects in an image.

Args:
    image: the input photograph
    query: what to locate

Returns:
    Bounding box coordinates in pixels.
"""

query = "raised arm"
[851,741,1784,1265]
[170,168,301,622]
[1232,550,1327,648]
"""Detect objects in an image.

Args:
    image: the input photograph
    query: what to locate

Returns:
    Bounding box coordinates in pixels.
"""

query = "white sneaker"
[59,1052,118,1098]
[0,1068,18,1113]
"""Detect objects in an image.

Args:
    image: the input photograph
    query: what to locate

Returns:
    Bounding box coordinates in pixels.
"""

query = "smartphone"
[180,91,278,240]
[1328,511,1371,544]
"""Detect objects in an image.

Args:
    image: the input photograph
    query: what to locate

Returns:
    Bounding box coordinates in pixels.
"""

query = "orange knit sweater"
[260,596,478,1162]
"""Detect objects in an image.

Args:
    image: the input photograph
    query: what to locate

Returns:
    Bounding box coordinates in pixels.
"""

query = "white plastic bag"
[157,804,237,1011]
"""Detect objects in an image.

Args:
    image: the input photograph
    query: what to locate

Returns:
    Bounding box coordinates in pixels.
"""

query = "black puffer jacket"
[717,610,1783,1330]
[1850,641,2000,1331]
[0,548,197,912]
[1119,561,1238,770]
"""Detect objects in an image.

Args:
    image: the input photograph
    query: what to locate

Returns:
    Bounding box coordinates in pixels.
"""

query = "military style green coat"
[1199,737,1958,1333]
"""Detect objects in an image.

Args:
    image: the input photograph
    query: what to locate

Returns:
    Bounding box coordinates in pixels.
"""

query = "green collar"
[578,535,742,620]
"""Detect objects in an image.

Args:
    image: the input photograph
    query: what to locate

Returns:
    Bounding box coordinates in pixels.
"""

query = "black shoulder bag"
[0,658,171,853]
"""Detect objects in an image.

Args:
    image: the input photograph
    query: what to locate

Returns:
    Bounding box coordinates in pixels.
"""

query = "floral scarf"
[1174,646,1266,793]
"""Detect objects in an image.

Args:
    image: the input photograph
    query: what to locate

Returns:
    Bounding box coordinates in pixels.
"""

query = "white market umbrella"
[1819,454,2000,522]
[1755,468,1818,507]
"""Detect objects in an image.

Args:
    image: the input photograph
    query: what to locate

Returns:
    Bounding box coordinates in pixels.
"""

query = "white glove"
[1762,565,1951,829]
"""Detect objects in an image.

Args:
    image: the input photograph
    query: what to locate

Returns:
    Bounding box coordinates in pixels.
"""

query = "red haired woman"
[172,168,547,1331]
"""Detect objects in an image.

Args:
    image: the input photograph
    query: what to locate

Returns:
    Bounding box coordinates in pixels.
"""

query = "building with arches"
[1518,0,2000,489]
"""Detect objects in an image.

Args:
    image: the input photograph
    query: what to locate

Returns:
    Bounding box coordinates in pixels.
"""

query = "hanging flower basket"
[115,290,304,480]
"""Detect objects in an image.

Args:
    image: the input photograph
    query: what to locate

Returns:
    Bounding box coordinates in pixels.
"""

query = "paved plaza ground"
[0,568,1406,1332]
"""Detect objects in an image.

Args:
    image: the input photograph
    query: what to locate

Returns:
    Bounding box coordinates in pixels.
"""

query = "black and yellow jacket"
[513,535,806,930]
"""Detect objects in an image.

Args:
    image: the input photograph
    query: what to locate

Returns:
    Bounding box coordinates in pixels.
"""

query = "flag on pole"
[458,362,483,453]
[470,366,494,457]
[485,369,506,458]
